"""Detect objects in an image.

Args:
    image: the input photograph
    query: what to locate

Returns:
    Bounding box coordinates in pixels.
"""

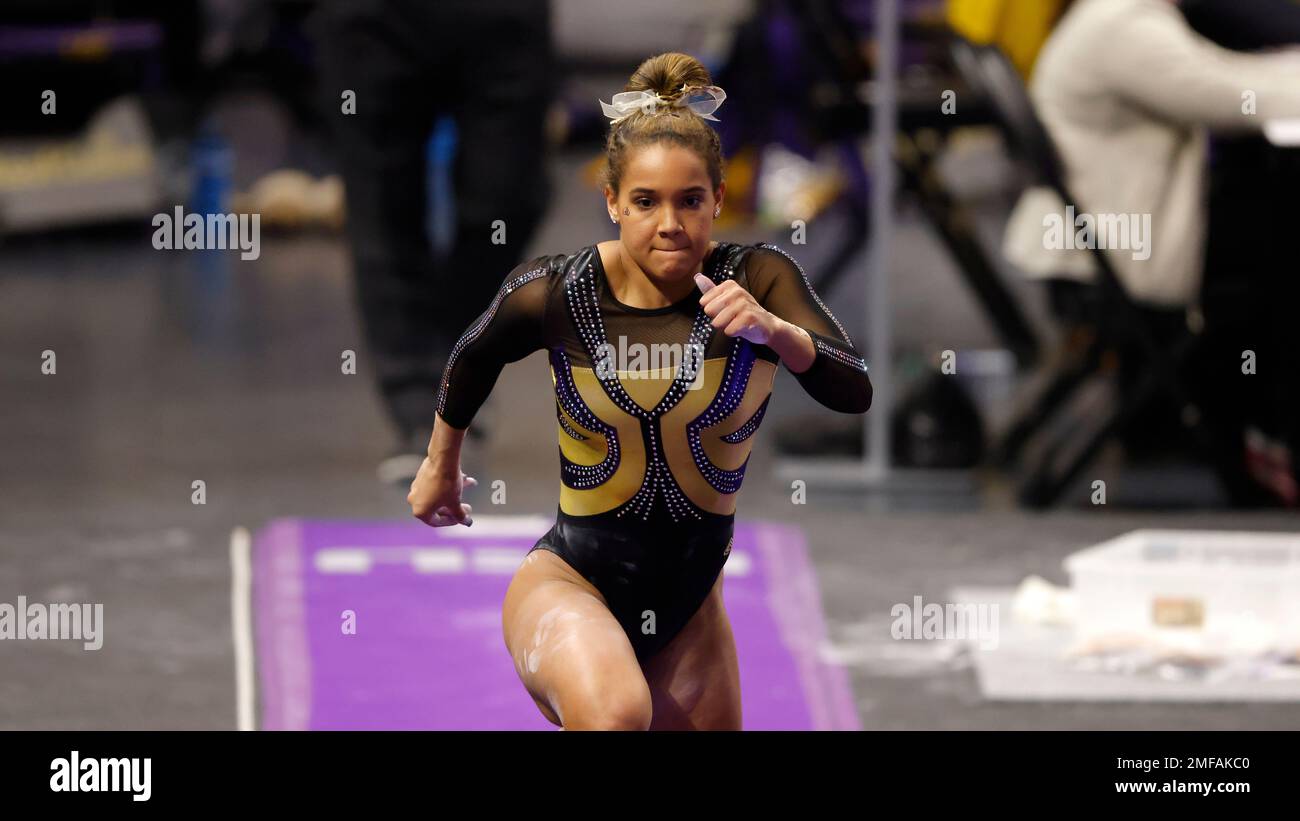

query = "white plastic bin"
[1064,529,1300,656]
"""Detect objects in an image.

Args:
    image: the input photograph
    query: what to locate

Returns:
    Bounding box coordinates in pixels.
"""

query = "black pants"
[314,0,553,439]
[1200,137,1300,458]
[1180,0,1300,51]
[1184,0,1300,478]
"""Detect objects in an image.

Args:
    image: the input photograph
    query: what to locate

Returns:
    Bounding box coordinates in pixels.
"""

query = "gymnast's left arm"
[743,244,872,414]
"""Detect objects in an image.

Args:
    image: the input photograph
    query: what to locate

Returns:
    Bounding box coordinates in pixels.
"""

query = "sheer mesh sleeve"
[434,256,554,429]
[745,243,872,414]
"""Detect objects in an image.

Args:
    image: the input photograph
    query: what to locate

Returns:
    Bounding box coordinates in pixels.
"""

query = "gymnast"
[408,52,872,730]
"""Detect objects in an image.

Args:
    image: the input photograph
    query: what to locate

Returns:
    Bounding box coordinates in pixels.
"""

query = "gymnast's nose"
[657,205,684,236]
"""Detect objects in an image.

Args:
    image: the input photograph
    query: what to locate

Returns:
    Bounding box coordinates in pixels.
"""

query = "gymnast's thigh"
[642,572,743,731]
[502,549,650,729]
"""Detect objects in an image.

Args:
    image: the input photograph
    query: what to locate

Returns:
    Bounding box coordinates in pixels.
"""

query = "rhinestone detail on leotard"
[551,347,621,489]
[557,405,589,441]
[753,242,856,346]
[720,394,770,444]
[437,264,551,418]
[813,336,869,372]
[685,338,758,495]
[562,244,735,523]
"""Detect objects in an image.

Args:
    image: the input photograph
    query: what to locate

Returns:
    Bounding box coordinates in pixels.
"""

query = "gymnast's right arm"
[408,258,552,526]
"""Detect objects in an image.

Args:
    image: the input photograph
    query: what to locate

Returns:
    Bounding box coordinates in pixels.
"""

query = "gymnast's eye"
[684,195,704,208]
[634,197,654,208]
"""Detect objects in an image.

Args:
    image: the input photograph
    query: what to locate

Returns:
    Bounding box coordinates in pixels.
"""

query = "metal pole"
[865,0,897,483]
[771,0,902,492]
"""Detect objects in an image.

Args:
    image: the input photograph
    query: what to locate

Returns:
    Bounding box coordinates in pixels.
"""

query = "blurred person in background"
[1180,0,1300,505]
[1001,0,1300,504]
[313,0,554,484]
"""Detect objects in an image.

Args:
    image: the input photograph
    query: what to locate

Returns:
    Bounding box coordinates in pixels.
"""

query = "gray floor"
[1,145,1296,730]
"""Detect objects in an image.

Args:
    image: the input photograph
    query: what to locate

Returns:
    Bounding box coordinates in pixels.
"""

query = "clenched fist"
[407,456,477,527]
[695,273,779,344]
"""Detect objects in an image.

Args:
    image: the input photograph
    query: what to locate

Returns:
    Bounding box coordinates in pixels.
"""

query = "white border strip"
[230,526,256,731]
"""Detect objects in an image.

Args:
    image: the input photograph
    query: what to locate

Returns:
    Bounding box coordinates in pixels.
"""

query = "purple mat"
[252,516,858,730]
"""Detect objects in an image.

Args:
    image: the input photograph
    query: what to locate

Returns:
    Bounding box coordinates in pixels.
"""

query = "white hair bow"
[598,84,727,124]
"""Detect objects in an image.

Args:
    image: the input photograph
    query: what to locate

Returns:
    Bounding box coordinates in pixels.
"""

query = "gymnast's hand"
[408,457,476,527]
[694,273,779,345]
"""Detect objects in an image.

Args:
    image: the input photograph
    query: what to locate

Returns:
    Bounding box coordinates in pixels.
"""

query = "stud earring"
[714,207,721,217]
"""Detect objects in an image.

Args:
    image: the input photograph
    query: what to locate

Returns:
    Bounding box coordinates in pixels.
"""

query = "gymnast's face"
[606,142,725,284]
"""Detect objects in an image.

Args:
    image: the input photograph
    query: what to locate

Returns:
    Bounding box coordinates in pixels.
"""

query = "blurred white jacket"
[1002,0,1300,307]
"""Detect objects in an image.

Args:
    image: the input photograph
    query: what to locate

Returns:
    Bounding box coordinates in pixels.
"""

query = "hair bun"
[600,51,725,196]
[626,52,713,102]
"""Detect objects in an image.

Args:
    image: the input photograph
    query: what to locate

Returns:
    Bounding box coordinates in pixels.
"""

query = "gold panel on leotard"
[615,364,676,413]
[556,402,604,465]
[553,364,647,516]
[661,357,776,516]
[551,355,776,518]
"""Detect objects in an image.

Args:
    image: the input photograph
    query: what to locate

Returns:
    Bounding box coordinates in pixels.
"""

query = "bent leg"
[502,550,652,730]
[643,572,743,731]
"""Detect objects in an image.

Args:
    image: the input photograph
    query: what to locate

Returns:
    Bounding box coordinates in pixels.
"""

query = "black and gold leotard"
[435,241,871,661]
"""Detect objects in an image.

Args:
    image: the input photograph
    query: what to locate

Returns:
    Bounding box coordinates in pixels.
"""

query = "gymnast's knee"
[558,676,653,731]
